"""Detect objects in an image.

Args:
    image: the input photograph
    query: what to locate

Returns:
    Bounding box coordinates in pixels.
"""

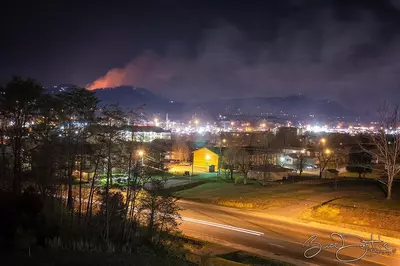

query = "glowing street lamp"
[325,149,331,155]
[138,150,144,165]
[194,119,199,125]
[320,138,326,145]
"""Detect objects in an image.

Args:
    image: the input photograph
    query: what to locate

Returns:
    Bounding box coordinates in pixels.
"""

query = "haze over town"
[1,1,400,266]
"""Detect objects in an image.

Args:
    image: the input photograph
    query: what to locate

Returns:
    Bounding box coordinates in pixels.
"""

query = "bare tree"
[57,88,98,213]
[296,153,305,176]
[172,140,190,162]
[85,141,105,223]
[235,147,252,185]
[1,77,43,194]
[317,150,334,178]
[139,179,180,244]
[312,138,334,178]
[223,147,238,181]
[365,103,400,200]
[332,148,348,170]
[98,104,125,241]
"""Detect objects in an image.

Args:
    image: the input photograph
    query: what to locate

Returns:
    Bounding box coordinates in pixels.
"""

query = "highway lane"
[177,200,400,266]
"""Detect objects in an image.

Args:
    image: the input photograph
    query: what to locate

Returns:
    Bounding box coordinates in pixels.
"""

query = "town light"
[320,138,326,145]
[325,149,331,155]
[222,138,226,143]
[138,150,144,165]
[195,119,199,125]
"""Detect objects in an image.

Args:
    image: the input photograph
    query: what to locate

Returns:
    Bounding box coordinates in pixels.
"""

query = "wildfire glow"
[86,52,159,90]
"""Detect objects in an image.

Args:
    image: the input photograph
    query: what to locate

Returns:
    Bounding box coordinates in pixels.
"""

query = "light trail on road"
[179,216,265,236]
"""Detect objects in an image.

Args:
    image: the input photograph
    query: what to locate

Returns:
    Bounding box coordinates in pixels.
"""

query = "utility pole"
[191,151,194,182]
[190,152,194,181]
[218,136,226,177]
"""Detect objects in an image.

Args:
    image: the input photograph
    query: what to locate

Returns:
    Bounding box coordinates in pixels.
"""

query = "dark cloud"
[88,5,400,110]
[391,0,400,10]
[1,0,400,111]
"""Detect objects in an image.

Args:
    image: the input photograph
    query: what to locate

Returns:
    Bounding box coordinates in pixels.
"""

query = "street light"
[325,148,331,155]
[138,150,144,166]
[320,138,326,145]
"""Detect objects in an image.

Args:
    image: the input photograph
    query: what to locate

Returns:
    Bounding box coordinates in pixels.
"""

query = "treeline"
[0,77,185,263]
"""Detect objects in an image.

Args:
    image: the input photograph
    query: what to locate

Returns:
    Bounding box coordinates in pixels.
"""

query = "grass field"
[176,180,332,210]
[219,251,294,266]
[178,178,400,212]
[298,180,400,237]
[177,177,400,236]
[339,170,400,179]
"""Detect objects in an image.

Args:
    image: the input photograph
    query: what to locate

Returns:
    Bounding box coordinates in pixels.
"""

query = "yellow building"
[193,147,220,170]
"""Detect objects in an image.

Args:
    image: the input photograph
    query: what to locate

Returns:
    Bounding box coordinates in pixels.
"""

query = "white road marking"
[179,216,264,236]
[268,243,285,249]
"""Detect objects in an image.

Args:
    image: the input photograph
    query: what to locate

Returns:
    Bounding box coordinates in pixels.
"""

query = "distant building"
[218,131,275,147]
[121,126,171,142]
[279,153,317,169]
[280,153,298,168]
[275,126,300,146]
[282,147,307,155]
[193,147,220,170]
[248,165,291,182]
[247,147,281,165]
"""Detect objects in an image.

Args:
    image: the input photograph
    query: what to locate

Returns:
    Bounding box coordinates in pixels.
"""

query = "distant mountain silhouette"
[47,85,357,120]
[200,95,355,120]
[47,85,184,115]
[93,86,182,112]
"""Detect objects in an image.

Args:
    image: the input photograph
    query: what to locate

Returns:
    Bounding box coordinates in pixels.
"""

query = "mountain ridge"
[47,85,357,121]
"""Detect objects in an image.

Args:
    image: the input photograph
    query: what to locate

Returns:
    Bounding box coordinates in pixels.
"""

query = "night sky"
[2,0,400,109]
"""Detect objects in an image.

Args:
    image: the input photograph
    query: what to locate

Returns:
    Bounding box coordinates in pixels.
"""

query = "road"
[177,200,400,266]
[144,178,191,189]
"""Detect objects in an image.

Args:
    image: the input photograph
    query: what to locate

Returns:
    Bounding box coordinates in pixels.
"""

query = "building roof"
[283,146,304,150]
[121,125,170,133]
[286,153,299,159]
[194,147,220,156]
[209,146,227,155]
[230,146,282,155]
